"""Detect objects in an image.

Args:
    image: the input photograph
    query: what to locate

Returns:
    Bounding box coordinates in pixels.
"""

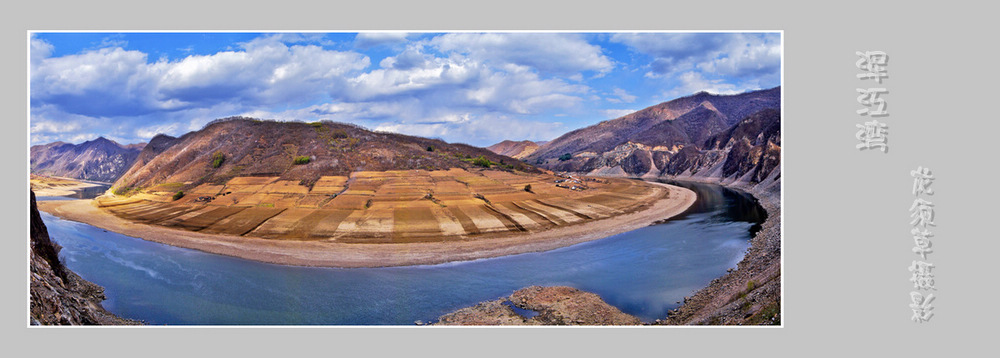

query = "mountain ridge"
[113,117,537,192]
[30,137,145,183]
[524,87,780,189]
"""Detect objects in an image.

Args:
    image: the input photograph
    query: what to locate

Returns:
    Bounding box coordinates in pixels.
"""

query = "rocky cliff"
[29,191,140,325]
[527,87,780,190]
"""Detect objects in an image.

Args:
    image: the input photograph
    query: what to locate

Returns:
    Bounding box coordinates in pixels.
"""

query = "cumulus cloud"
[29,32,778,147]
[606,87,637,103]
[663,71,763,98]
[31,34,370,118]
[29,35,53,64]
[612,32,780,96]
[354,32,410,48]
[431,33,614,76]
[375,113,566,145]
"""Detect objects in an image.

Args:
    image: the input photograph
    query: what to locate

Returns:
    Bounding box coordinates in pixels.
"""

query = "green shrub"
[426,146,434,152]
[211,151,225,168]
[472,155,492,168]
[172,191,185,201]
[558,153,572,161]
[293,156,311,165]
[331,129,349,139]
[524,184,532,192]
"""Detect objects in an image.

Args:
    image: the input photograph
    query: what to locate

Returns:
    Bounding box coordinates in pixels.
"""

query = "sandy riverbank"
[30,176,107,197]
[36,182,695,268]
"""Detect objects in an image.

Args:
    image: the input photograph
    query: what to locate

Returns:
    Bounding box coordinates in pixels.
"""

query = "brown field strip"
[446,206,480,235]
[164,206,247,231]
[124,205,203,224]
[305,209,358,239]
[500,202,560,227]
[323,194,372,210]
[480,205,527,232]
[520,200,590,222]
[102,201,156,214]
[534,198,613,219]
[200,207,287,236]
[248,208,320,239]
[392,207,442,240]
[97,170,671,244]
[155,206,221,227]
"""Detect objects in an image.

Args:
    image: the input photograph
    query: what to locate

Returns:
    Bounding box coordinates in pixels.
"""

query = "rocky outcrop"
[560,108,780,189]
[435,286,640,325]
[30,137,144,183]
[527,86,779,168]
[525,88,780,192]
[29,191,141,325]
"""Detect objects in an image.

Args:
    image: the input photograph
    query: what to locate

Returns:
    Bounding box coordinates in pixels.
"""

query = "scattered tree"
[172,191,185,201]
[293,156,311,165]
[558,153,572,161]
[524,184,532,193]
[211,151,225,168]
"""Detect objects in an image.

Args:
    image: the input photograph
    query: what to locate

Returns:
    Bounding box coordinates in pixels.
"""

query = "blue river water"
[38,180,764,325]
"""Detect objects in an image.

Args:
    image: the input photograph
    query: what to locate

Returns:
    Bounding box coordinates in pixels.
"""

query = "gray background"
[2,0,995,356]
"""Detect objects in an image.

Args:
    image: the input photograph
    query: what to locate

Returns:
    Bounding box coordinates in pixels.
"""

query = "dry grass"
[98,169,665,243]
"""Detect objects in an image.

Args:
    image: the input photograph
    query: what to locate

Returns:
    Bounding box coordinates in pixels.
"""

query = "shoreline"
[36,182,696,268]
[30,179,107,197]
[654,176,781,325]
[431,177,781,325]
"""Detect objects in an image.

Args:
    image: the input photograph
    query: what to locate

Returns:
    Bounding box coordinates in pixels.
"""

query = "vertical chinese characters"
[908,166,936,323]
[856,51,889,152]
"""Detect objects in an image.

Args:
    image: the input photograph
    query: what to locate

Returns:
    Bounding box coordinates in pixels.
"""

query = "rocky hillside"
[113,117,536,193]
[435,286,640,325]
[486,140,544,159]
[527,87,780,188]
[30,137,144,183]
[29,191,140,325]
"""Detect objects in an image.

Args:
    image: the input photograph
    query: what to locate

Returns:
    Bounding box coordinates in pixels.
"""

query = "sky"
[29,32,781,147]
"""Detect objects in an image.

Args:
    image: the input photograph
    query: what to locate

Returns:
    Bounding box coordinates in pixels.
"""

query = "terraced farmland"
[95,169,668,244]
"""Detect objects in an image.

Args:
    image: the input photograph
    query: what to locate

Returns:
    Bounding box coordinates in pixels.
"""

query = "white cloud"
[29,35,53,64]
[612,32,780,95]
[431,33,613,76]
[375,113,566,145]
[601,109,638,119]
[664,71,762,98]
[29,33,613,146]
[31,35,371,119]
[606,87,637,103]
[355,32,410,48]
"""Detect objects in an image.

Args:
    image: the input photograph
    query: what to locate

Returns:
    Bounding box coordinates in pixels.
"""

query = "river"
[37,180,765,325]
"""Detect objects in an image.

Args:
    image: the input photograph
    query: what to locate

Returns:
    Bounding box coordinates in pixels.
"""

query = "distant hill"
[486,140,544,159]
[30,137,144,183]
[526,87,780,189]
[114,117,536,191]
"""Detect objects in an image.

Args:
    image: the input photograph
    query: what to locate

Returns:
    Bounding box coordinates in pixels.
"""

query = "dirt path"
[36,182,695,268]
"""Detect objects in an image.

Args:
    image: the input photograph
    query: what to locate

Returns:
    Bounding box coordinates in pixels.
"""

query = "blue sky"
[29,32,781,147]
